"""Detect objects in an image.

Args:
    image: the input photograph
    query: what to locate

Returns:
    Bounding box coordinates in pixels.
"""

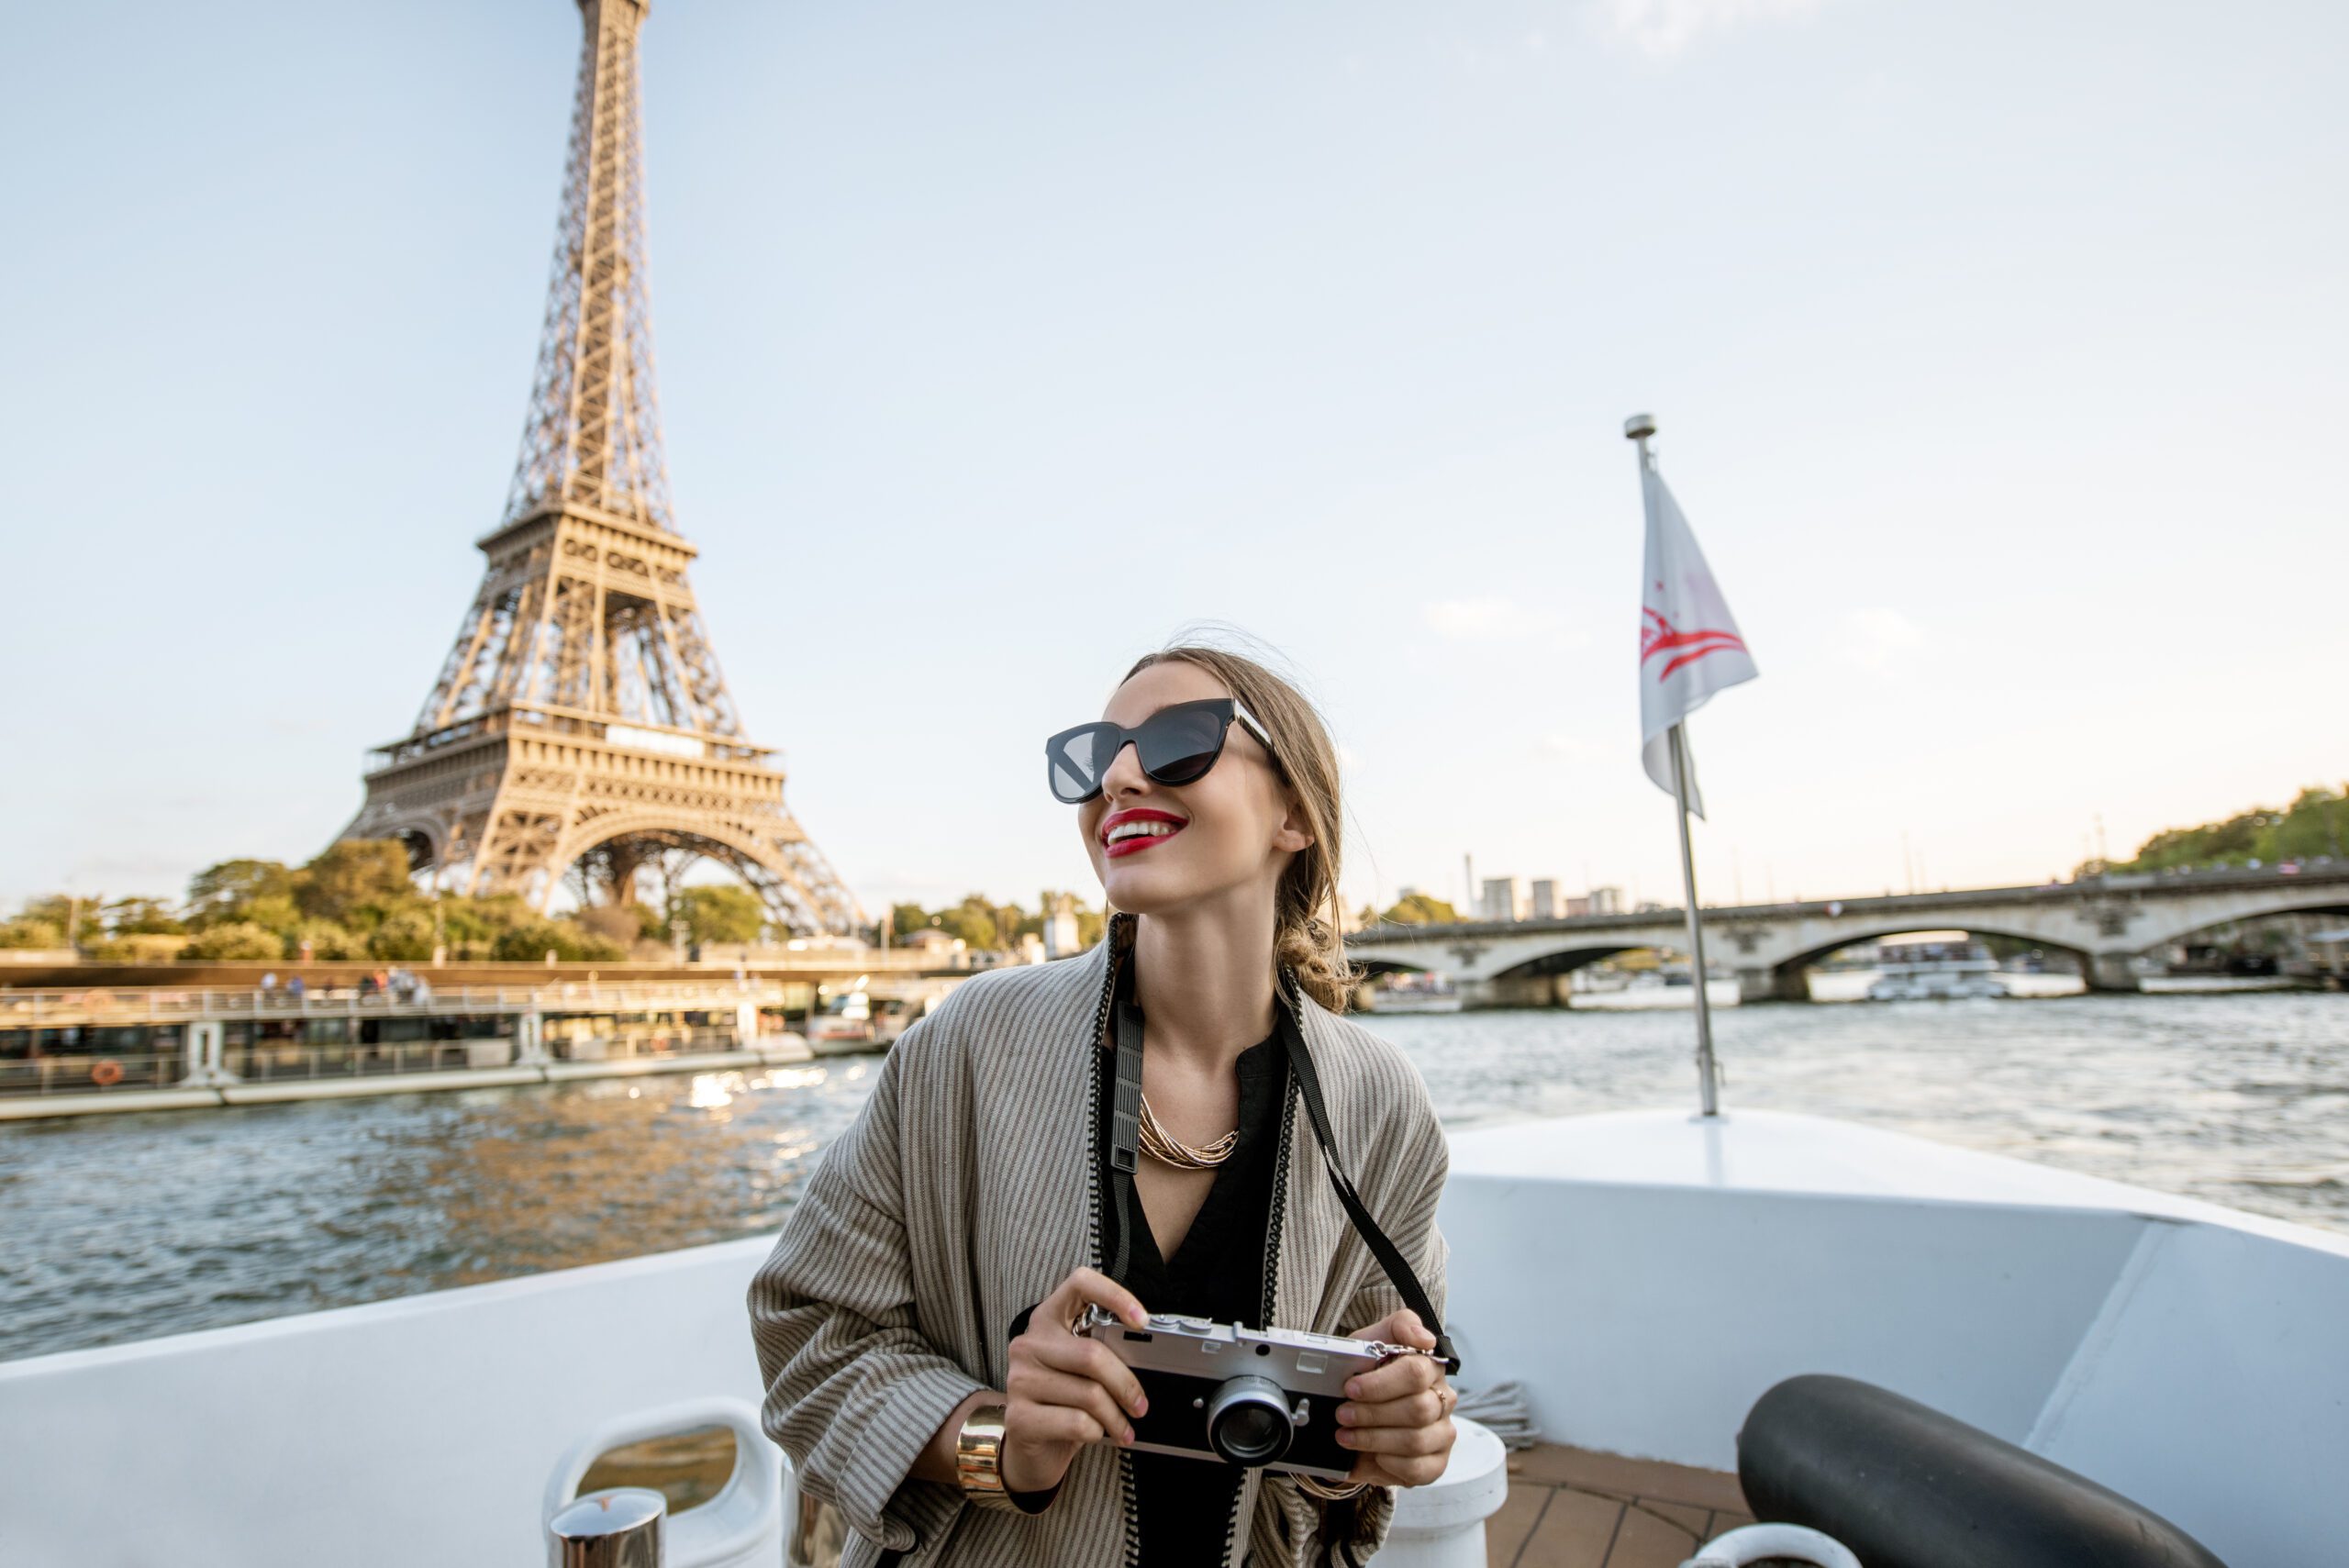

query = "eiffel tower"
[339,0,860,936]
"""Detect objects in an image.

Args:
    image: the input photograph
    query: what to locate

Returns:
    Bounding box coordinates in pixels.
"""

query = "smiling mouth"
[1102,810,1188,859]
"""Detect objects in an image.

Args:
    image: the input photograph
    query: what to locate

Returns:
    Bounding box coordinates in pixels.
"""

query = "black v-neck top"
[1096,1031,1289,1567]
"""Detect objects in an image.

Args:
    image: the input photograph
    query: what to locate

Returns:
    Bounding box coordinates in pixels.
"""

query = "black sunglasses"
[1044,697,1279,806]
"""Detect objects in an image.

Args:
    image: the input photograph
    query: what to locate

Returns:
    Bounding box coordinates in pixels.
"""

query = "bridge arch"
[1771,923,2095,982]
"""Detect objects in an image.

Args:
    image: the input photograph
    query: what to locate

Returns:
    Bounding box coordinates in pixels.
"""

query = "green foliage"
[366,910,438,962]
[490,920,626,963]
[671,884,765,946]
[290,919,363,961]
[19,895,89,936]
[2114,784,2348,873]
[1377,893,1461,926]
[886,892,1106,952]
[0,917,66,951]
[82,933,189,962]
[179,922,286,961]
[104,896,184,935]
[436,894,534,958]
[295,840,417,930]
[931,895,1009,951]
[236,895,303,939]
[187,859,293,922]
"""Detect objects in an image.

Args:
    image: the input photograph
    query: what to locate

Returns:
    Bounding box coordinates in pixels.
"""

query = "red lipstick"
[1100,807,1188,859]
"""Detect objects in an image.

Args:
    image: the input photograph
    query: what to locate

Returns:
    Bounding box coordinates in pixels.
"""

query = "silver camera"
[1079,1307,1422,1480]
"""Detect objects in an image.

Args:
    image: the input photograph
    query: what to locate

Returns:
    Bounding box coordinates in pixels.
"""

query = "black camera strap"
[1104,960,1459,1375]
[1273,1003,1460,1375]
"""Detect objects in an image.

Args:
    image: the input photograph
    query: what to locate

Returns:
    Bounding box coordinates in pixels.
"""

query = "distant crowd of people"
[256,968,433,1005]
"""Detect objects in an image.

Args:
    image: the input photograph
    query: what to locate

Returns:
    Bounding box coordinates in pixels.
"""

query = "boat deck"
[1486,1443,1752,1568]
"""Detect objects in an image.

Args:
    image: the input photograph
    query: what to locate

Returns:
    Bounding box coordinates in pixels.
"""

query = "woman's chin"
[1098,858,1202,915]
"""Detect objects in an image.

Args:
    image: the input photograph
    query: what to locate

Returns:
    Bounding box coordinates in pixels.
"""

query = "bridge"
[1345,863,2349,1005]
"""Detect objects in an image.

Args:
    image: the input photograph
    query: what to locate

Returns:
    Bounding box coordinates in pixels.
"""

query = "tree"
[490,920,626,963]
[1378,893,1461,926]
[671,884,765,946]
[291,920,363,961]
[0,918,65,951]
[934,895,1006,951]
[187,860,293,923]
[179,922,285,961]
[105,896,184,936]
[83,932,189,962]
[890,902,930,940]
[295,840,418,929]
[237,895,303,940]
[366,910,437,962]
[2113,782,2349,873]
[19,895,88,939]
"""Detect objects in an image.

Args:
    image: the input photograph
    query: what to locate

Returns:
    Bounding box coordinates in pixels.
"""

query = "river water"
[2,986,2342,1364]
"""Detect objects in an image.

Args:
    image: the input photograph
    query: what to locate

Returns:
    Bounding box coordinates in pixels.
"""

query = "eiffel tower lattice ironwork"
[338,0,860,936]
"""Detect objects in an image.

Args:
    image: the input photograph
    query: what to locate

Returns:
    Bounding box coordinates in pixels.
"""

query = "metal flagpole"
[1628,414,1721,1117]
[1667,724,1720,1116]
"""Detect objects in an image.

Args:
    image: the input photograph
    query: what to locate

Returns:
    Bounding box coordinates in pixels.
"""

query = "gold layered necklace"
[1138,1094,1239,1170]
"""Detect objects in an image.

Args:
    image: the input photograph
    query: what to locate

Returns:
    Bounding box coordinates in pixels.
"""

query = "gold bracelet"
[953,1403,1026,1513]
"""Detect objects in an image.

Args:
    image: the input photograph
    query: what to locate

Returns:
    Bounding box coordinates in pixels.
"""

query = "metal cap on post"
[549,1487,665,1568]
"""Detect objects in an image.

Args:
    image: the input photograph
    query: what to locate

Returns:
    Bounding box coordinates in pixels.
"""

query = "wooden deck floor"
[1486,1443,1753,1568]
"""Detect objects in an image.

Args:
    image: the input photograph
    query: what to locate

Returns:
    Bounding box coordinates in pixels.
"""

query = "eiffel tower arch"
[339,0,861,937]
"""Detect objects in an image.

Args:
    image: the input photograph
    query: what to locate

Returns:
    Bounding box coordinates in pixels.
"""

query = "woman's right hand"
[1001,1267,1152,1496]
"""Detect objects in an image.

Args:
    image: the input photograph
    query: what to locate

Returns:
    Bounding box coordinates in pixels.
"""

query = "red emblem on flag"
[1642,608,1747,682]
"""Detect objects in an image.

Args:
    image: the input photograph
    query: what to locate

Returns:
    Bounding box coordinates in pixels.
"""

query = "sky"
[3,0,2343,923]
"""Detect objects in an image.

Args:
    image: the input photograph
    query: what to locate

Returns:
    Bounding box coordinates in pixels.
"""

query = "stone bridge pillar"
[1738,965,1812,1004]
[2085,952,2142,994]
[1458,973,1567,1009]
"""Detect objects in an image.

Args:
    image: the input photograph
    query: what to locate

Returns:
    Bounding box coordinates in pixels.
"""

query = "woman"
[750,644,1456,1567]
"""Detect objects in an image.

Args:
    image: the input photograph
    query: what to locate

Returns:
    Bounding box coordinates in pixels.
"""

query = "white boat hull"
[3,1110,2340,1568]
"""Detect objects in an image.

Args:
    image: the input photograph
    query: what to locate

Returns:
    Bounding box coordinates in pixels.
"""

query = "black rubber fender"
[1736,1374,2228,1568]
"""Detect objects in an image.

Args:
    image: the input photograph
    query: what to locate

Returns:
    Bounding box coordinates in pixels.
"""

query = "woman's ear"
[1272,793,1315,855]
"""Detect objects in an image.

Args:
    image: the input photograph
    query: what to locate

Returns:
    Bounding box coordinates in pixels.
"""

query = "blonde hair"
[1121,643,1353,1013]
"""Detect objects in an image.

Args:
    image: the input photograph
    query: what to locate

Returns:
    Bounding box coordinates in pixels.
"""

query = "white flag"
[1639,465,1757,818]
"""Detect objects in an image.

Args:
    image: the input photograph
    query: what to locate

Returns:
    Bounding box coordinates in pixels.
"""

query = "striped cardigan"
[747,920,1451,1567]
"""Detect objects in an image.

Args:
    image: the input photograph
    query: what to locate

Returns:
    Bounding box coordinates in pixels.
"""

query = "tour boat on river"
[1865,937,2010,1001]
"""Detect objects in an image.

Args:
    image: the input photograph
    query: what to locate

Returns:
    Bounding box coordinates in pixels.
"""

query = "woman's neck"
[1130,894,1280,1075]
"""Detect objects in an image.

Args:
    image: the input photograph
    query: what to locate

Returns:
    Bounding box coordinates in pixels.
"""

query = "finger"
[1057,1267,1149,1329]
[1335,1388,1443,1429]
[1009,1404,1111,1448]
[1010,1365,1138,1441]
[1342,1352,1440,1404]
[1334,1418,1453,1458]
[1352,1308,1435,1351]
[1355,1451,1448,1488]
[1030,1333,1150,1416]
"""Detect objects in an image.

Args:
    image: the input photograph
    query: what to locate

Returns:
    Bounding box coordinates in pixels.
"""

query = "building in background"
[1042,894,1081,959]
[1529,880,1560,919]
[1589,886,1623,916]
[1479,877,1522,922]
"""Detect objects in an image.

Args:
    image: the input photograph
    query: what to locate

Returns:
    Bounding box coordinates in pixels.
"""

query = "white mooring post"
[1381,1417,1508,1566]
[178,1019,237,1087]
[517,1012,549,1064]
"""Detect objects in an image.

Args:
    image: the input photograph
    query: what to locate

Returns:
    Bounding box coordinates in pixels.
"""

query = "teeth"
[1108,819,1184,843]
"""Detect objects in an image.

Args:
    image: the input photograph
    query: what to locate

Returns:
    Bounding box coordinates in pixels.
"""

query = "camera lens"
[1205,1375,1295,1466]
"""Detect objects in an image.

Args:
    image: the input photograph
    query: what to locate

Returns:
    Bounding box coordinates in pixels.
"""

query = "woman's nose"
[1098,739,1150,799]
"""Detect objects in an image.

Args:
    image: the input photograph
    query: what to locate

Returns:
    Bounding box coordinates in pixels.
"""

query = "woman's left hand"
[1334,1308,1457,1487]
